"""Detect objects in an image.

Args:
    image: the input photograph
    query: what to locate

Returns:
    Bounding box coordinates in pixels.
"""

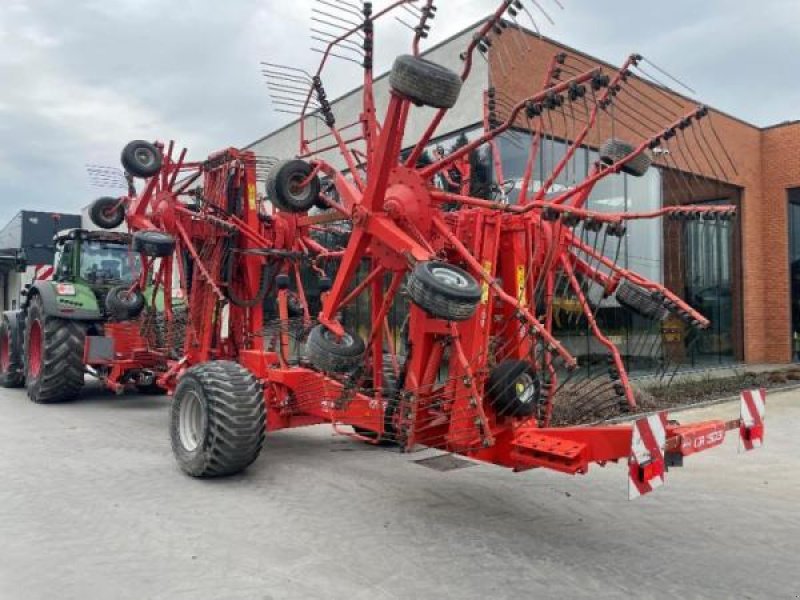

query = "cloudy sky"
[0,0,797,227]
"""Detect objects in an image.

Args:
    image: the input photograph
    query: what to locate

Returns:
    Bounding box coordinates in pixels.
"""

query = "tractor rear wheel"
[89,196,125,230]
[487,360,541,418]
[171,361,266,477]
[599,139,652,177]
[0,316,24,388]
[389,55,462,109]
[121,140,162,178]
[407,261,481,321]
[24,295,85,403]
[305,324,365,373]
[266,159,321,213]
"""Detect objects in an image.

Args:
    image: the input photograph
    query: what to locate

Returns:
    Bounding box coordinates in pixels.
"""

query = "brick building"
[248,22,800,367]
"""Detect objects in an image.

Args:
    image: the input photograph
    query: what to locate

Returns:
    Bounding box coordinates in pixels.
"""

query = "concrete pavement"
[0,382,798,600]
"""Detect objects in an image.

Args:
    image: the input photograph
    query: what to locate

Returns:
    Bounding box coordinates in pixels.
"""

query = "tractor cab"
[53,229,139,288]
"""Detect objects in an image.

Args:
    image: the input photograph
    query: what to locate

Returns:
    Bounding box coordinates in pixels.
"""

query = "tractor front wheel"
[24,295,86,403]
[407,261,481,321]
[0,316,24,388]
[171,361,266,477]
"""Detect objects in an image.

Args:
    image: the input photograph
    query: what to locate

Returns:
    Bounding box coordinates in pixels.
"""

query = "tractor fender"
[25,281,102,321]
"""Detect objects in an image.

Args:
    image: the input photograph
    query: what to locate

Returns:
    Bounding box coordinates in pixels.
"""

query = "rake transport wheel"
[0,316,24,388]
[488,360,541,418]
[599,138,652,177]
[407,261,481,321]
[615,280,668,321]
[265,159,321,213]
[305,324,365,373]
[171,361,266,478]
[88,196,125,230]
[389,54,462,109]
[23,295,85,404]
[121,140,163,178]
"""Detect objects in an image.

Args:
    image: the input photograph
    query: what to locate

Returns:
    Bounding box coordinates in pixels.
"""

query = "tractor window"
[80,242,140,284]
[55,241,74,280]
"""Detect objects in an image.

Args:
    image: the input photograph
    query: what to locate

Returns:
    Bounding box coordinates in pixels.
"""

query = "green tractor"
[0,228,179,403]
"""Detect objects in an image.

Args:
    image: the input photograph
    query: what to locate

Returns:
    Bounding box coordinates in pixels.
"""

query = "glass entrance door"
[788,189,800,360]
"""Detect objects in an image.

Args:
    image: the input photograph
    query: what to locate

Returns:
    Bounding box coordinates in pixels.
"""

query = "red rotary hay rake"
[99,0,763,496]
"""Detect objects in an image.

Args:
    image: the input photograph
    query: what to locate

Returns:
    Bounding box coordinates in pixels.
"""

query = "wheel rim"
[322,328,354,347]
[178,390,205,452]
[431,266,469,289]
[515,372,537,405]
[28,320,42,378]
[0,330,9,372]
[134,147,155,169]
[287,174,311,202]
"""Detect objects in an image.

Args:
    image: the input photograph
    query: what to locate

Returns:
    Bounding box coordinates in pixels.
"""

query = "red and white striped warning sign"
[628,411,668,500]
[33,264,54,281]
[739,388,766,452]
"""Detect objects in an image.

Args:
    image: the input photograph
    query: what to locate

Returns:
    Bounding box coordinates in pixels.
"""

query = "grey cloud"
[0,0,796,226]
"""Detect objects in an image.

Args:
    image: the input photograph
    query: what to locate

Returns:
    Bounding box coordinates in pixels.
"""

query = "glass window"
[80,241,140,284]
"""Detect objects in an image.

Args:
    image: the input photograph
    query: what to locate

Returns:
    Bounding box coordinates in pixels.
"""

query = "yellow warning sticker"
[516,265,527,307]
[248,183,257,211]
[481,260,492,304]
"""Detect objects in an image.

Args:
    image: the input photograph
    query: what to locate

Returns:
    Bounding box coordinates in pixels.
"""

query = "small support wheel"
[599,138,652,177]
[389,55,462,109]
[88,196,125,230]
[121,140,163,178]
[407,261,481,321]
[132,230,175,258]
[171,361,266,478]
[305,324,365,373]
[105,286,146,320]
[487,360,541,418]
[265,159,321,213]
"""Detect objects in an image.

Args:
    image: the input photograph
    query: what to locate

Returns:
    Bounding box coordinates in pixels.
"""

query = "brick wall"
[489,29,799,363]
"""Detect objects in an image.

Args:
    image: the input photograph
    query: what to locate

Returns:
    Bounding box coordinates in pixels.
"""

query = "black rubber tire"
[121,140,163,178]
[616,280,668,321]
[133,230,175,258]
[24,295,85,404]
[599,138,652,177]
[265,159,320,213]
[88,196,125,230]
[105,286,146,320]
[407,261,481,322]
[305,324,365,373]
[487,360,541,418]
[389,54,462,109]
[171,361,266,478]
[136,382,167,395]
[353,353,405,444]
[0,316,24,388]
